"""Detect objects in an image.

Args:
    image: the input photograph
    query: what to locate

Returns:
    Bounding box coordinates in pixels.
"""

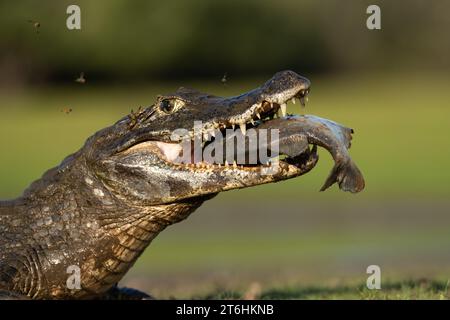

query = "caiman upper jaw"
[223,70,311,134]
[179,78,311,147]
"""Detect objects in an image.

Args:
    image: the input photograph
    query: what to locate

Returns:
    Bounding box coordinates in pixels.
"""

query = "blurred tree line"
[0,0,449,85]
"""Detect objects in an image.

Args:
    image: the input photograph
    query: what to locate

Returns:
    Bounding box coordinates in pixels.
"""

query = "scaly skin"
[0,71,319,299]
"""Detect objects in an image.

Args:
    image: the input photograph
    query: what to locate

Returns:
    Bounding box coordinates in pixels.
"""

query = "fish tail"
[320,160,365,193]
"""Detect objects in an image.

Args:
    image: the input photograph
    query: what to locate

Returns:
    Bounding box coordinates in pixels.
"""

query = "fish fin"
[320,160,365,193]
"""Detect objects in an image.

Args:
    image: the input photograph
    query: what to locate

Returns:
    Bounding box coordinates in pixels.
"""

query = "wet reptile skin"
[0,71,319,299]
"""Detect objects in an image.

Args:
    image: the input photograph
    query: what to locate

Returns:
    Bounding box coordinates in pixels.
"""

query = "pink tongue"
[156,142,183,162]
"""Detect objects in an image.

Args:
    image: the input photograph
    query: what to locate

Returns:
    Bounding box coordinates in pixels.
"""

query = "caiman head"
[80,70,316,205]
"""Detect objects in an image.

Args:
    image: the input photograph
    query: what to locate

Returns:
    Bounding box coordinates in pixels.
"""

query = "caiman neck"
[3,156,215,298]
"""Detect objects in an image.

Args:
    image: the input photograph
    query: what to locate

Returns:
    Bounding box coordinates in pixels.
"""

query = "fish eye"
[159,98,185,114]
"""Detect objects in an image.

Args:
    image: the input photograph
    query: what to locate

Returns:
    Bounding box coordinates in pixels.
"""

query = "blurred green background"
[1,1,450,298]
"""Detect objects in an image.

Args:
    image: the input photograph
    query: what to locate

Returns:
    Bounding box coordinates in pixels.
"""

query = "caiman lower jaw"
[124,133,319,176]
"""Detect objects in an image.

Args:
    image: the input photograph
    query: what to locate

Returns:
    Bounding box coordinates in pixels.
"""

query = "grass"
[198,279,450,300]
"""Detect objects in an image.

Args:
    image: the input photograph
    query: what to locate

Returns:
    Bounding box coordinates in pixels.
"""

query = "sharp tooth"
[291,98,296,104]
[232,124,235,130]
[280,103,287,117]
[233,160,237,167]
[239,123,246,135]
[210,130,215,138]
[250,119,255,125]
[300,97,306,107]
[225,160,229,166]
[203,132,209,140]
[256,113,261,119]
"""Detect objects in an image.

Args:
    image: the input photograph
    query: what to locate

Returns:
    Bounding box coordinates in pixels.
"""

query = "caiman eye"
[160,99,174,113]
[159,98,185,114]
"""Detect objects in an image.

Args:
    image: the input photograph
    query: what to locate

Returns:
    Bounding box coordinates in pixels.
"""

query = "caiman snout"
[261,70,311,106]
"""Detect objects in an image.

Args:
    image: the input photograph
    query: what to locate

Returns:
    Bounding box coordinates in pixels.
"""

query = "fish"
[257,114,365,193]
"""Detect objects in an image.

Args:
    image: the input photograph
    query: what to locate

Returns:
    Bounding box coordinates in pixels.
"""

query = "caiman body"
[0,71,364,299]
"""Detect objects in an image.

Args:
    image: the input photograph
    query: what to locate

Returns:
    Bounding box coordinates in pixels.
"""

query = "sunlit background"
[1,1,450,298]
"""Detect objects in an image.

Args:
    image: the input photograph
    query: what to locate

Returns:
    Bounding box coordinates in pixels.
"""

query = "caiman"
[0,70,364,299]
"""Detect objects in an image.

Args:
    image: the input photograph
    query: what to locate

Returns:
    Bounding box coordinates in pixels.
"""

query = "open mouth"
[229,87,311,135]
[125,87,317,172]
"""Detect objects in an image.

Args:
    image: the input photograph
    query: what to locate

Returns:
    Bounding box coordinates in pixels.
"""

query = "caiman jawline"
[125,88,315,172]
